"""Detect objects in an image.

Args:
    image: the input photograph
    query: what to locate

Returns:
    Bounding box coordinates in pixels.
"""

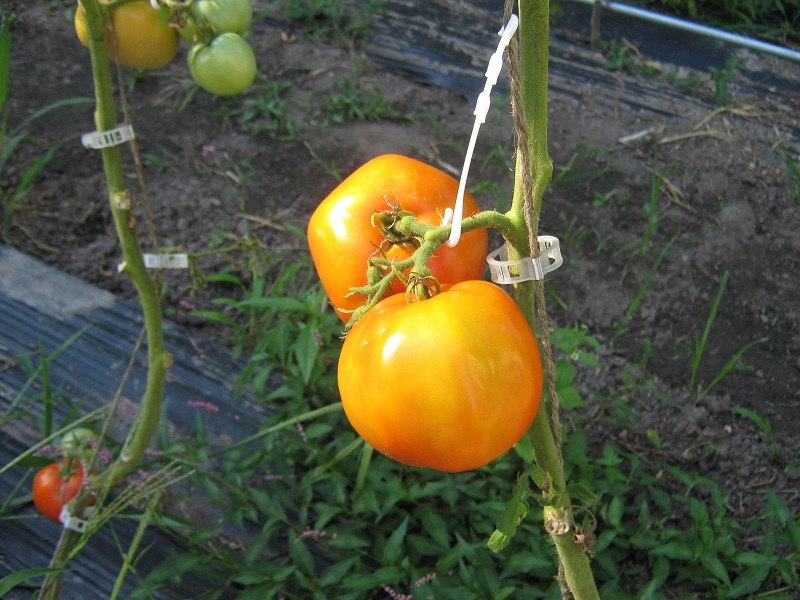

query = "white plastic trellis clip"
[143,253,190,269]
[81,124,135,150]
[486,236,563,284]
[59,504,93,533]
[445,14,519,248]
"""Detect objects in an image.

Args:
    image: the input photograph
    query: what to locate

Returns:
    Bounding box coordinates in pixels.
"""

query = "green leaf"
[340,566,403,591]
[555,359,575,388]
[637,556,669,600]
[290,539,316,578]
[513,433,533,463]
[0,11,10,114]
[605,495,624,529]
[764,490,790,525]
[786,521,800,553]
[238,296,307,311]
[734,552,776,568]
[9,144,59,206]
[421,511,450,549]
[567,481,598,505]
[329,533,370,549]
[318,557,358,587]
[0,567,66,596]
[727,565,771,598]
[382,516,409,564]
[701,556,731,586]
[293,324,319,384]
[558,386,587,409]
[650,542,693,561]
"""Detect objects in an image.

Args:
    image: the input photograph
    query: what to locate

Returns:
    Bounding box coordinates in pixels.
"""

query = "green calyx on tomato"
[307,154,489,323]
[178,0,253,44]
[59,428,95,462]
[32,460,96,522]
[338,280,543,473]
[188,33,257,96]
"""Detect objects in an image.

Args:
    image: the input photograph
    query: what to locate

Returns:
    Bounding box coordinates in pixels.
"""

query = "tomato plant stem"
[38,1,170,597]
[504,1,600,598]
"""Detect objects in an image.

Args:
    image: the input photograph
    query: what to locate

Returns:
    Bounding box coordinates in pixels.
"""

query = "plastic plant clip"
[486,236,563,284]
[445,14,519,248]
[81,124,135,149]
[59,504,93,533]
[143,253,190,269]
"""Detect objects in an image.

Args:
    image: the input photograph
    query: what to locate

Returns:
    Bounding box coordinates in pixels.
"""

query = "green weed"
[709,54,741,108]
[236,81,297,138]
[602,39,660,76]
[632,0,800,44]
[0,11,91,242]
[613,235,678,341]
[686,271,766,400]
[275,0,385,48]
[615,155,672,257]
[322,73,409,124]
[550,145,611,189]
[775,146,800,202]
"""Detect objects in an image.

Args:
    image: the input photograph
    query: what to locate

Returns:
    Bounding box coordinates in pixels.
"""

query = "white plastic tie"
[81,124,135,149]
[143,253,189,269]
[486,236,563,284]
[446,14,518,248]
[60,505,93,532]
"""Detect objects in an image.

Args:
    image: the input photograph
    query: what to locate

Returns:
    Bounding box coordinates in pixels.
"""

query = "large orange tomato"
[307,154,489,322]
[338,280,542,473]
[75,0,180,70]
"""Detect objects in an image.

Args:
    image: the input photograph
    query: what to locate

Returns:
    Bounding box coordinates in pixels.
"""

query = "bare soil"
[3,0,799,534]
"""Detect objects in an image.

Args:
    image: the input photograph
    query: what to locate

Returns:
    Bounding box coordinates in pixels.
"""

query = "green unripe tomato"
[188,33,257,96]
[179,0,253,43]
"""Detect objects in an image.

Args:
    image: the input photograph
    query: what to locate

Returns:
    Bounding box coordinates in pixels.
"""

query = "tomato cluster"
[181,0,257,96]
[73,0,256,96]
[308,155,544,472]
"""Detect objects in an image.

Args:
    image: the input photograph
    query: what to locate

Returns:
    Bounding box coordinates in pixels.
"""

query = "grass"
[268,0,386,48]
[776,146,800,202]
[684,270,767,401]
[621,0,800,45]
[0,11,91,243]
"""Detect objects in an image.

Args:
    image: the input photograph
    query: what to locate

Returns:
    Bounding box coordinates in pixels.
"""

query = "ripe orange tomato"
[307,154,489,322]
[74,0,180,70]
[32,460,94,522]
[338,280,543,472]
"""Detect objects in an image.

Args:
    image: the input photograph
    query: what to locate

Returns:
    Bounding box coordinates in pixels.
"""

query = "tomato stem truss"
[344,208,512,328]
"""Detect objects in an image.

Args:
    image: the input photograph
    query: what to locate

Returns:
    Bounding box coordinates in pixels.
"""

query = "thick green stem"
[78,0,169,489]
[38,1,169,597]
[504,1,600,598]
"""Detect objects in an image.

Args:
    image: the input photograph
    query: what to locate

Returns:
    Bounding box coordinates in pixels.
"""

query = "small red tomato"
[32,460,94,522]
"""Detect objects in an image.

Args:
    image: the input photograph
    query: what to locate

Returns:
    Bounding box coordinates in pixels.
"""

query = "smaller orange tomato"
[307,154,489,322]
[32,460,95,522]
[75,1,180,70]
